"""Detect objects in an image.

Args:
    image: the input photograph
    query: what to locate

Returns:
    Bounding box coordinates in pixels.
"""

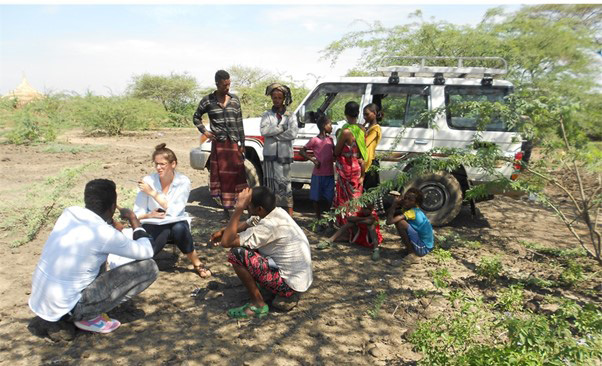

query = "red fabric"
[228,248,294,298]
[210,140,248,209]
[333,143,363,227]
[350,211,383,248]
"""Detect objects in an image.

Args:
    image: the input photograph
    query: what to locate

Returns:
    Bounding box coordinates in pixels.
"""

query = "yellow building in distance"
[3,77,44,106]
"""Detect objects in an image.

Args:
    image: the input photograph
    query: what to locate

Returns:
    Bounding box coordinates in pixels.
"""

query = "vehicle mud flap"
[406,172,463,227]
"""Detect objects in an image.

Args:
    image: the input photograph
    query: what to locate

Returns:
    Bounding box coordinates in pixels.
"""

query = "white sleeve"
[101,227,154,260]
[133,190,149,217]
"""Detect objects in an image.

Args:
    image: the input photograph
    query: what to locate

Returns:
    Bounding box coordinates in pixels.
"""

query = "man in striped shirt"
[193,70,248,217]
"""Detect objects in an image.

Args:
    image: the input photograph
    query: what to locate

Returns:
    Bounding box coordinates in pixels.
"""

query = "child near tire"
[386,188,434,258]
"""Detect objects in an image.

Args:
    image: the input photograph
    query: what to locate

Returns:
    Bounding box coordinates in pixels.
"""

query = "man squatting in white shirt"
[29,179,159,334]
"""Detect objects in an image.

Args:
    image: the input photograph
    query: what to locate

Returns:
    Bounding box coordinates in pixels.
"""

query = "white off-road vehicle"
[191,57,529,226]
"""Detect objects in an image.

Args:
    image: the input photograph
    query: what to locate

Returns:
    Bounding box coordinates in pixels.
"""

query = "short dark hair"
[309,110,330,132]
[215,70,230,83]
[344,101,360,118]
[251,186,276,213]
[363,103,383,121]
[404,187,423,207]
[84,179,117,216]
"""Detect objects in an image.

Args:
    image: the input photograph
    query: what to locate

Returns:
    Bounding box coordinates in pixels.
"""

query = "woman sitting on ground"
[134,143,211,278]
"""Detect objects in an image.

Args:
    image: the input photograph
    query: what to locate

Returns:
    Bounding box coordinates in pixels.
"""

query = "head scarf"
[265,83,293,107]
[337,123,367,160]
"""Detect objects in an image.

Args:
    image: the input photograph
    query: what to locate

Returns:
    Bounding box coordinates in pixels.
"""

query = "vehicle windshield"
[371,84,430,128]
[302,83,367,124]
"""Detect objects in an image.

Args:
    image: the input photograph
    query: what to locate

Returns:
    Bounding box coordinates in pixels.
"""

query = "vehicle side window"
[445,86,512,131]
[303,83,366,124]
[371,85,430,128]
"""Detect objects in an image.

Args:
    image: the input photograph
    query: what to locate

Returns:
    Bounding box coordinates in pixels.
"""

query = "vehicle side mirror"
[296,105,306,128]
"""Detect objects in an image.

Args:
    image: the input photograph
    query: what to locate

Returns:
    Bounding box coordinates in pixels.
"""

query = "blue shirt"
[404,207,434,248]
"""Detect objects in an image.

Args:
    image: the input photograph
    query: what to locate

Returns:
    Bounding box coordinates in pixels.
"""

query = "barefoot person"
[260,83,298,216]
[386,188,434,258]
[134,143,211,278]
[193,70,248,218]
[211,187,312,318]
[29,179,158,334]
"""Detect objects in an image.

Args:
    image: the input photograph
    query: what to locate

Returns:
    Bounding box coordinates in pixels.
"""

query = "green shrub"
[476,257,503,280]
[559,260,584,287]
[6,110,57,145]
[476,256,503,280]
[410,293,602,366]
[76,96,168,135]
[496,285,524,312]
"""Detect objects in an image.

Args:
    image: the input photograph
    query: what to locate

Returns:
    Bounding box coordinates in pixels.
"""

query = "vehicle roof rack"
[377,56,508,79]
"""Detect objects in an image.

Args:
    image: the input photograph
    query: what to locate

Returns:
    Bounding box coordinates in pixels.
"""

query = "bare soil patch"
[0,128,600,365]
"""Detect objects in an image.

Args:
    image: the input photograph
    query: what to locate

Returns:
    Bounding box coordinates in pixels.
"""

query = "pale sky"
[0,4,521,96]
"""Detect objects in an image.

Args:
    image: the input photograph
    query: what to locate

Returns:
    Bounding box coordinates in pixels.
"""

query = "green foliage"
[476,256,503,281]
[410,291,602,366]
[41,143,106,154]
[520,240,586,258]
[558,260,584,287]
[496,285,524,312]
[431,248,453,264]
[366,290,387,319]
[521,276,555,289]
[431,268,451,289]
[1,164,95,247]
[322,5,601,141]
[128,72,199,127]
[76,96,168,135]
[5,109,57,145]
[228,65,309,118]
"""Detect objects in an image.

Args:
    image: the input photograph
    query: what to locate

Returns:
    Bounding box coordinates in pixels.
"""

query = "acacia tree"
[128,72,200,126]
[228,65,309,118]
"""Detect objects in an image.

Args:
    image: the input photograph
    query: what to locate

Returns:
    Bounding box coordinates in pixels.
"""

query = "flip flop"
[227,303,269,319]
[194,265,212,279]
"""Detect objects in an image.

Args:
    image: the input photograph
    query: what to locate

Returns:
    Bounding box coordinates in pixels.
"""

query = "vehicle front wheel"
[405,172,462,226]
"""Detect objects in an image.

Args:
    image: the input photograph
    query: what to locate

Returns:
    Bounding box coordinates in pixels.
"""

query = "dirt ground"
[0,128,600,365]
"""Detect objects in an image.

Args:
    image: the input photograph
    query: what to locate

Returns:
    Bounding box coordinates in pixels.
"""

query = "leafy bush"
[410,292,602,366]
[496,285,524,312]
[5,109,57,145]
[75,96,168,135]
[558,260,584,287]
[476,256,503,280]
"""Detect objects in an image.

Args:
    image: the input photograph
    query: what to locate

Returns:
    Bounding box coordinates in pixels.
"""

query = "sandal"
[227,303,269,319]
[193,265,212,279]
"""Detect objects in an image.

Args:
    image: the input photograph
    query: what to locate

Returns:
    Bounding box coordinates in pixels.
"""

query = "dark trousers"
[70,259,158,321]
[143,221,194,255]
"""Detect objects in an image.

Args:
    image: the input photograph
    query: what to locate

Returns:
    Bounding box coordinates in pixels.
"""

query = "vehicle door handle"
[414,139,429,145]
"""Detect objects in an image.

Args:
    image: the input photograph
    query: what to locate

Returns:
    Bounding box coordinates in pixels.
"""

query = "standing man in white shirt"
[211,187,313,319]
[29,179,159,334]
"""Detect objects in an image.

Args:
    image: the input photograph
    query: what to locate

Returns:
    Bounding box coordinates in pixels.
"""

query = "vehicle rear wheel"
[405,172,462,226]
[244,159,263,188]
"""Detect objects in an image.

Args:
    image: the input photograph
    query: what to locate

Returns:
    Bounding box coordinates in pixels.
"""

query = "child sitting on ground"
[299,112,335,230]
[386,188,434,258]
[317,202,384,261]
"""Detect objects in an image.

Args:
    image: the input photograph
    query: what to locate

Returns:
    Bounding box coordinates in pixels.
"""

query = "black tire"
[244,159,263,188]
[405,172,462,226]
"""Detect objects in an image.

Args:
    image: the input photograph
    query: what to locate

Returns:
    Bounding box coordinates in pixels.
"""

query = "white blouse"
[133,172,191,225]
